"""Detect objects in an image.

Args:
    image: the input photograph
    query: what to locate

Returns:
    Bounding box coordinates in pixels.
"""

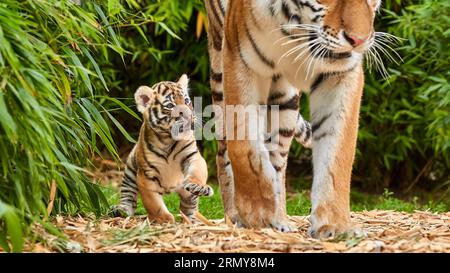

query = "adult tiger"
[205,0,382,238]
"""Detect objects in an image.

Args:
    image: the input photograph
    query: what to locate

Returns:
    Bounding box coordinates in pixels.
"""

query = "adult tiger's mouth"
[308,33,353,60]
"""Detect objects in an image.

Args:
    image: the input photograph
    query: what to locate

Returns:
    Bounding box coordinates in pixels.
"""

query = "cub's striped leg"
[177,188,200,220]
[205,0,238,222]
[181,152,213,198]
[134,143,174,224]
[136,170,175,224]
[308,68,364,238]
[110,147,139,217]
[265,76,301,231]
[178,151,212,220]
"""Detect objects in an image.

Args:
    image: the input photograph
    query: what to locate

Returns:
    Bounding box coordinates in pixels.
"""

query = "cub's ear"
[135,86,153,113]
[177,74,189,91]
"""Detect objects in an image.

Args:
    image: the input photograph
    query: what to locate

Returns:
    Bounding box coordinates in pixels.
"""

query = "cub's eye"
[165,103,175,109]
[184,97,191,105]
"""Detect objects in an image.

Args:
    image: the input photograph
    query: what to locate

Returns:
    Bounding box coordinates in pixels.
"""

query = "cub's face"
[135,74,195,136]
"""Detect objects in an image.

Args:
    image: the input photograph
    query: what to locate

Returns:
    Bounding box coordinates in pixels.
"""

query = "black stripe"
[126,161,136,173]
[144,173,162,188]
[279,128,295,138]
[211,90,223,102]
[161,85,171,97]
[278,95,299,111]
[311,73,326,93]
[122,196,135,202]
[311,14,322,23]
[312,114,331,132]
[308,33,352,59]
[273,164,283,172]
[311,65,358,93]
[210,69,223,83]
[122,179,137,190]
[120,187,137,196]
[268,91,285,103]
[272,74,281,83]
[306,122,312,140]
[173,141,195,160]
[147,163,161,175]
[167,140,179,155]
[151,107,164,122]
[211,24,223,51]
[313,131,332,141]
[146,142,168,162]
[217,140,227,156]
[281,1,301,23]
[281,1,291,20]
[249,5,262,30]
[268,0,276,16]
[295,121,305,138]
[247,151,258,176]
[132,154,138,170]
[244,22,275,68]
[124,171,136,183]
[280,27,294,39]
[208,0,223,28]
[216,0,225,16]
[181,151,199,171]
[298,1,324,12]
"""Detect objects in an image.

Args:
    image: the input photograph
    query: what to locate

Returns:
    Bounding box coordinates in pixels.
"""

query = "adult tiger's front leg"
[308,68,365,239]
[223,55,290,231]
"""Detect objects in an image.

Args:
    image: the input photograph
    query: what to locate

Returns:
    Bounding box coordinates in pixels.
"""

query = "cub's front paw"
[184,183,214,197]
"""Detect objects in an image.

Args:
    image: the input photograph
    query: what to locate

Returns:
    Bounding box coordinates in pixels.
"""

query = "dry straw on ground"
[22,210,449,253]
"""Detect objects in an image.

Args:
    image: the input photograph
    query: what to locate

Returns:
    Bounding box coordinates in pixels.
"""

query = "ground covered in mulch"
[24,210,449,253]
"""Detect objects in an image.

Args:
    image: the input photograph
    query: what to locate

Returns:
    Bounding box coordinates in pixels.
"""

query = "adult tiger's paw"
[184,183,214,197]
[308,203,357,239]
[308,224,366,240]
[271,218,297,233]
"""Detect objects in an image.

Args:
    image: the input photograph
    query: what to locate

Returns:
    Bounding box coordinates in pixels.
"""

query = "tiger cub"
[112,75,213,224]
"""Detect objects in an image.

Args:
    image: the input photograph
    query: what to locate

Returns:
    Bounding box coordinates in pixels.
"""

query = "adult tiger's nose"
[344,32,368,47]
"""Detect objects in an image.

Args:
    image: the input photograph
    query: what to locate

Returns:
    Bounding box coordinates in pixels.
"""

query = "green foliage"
[355,0,450,192]
[0,0,156,251]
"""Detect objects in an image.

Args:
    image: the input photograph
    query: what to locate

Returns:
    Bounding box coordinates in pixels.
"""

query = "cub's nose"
[344,32,368,47]
[172,105,192,121]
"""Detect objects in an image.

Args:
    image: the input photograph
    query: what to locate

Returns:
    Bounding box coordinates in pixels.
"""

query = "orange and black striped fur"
[112,75,212,223]
[205,0,381,237]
